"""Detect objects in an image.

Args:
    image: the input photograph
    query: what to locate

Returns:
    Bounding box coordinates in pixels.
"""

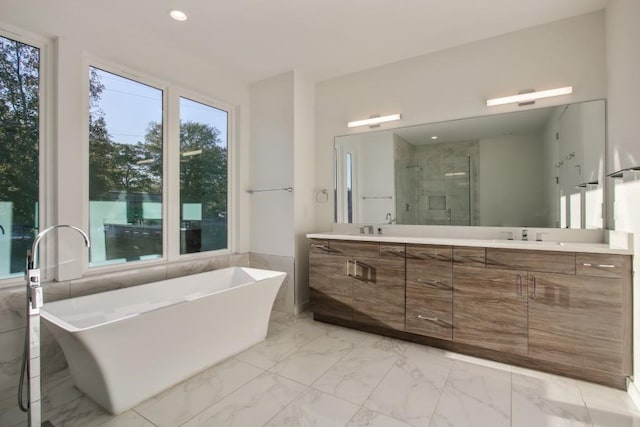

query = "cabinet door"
[453,266,528,356]
[528,272,624,374]
[351,256,405,330]
[309,252,352,321]
[405,259,453,340]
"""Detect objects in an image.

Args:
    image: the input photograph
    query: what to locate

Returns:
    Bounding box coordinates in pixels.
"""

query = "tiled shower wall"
[0,253,259,398]
[395,138,480,226]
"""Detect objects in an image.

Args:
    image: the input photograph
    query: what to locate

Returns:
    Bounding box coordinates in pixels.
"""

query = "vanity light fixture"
[170,10,188,21]
[486,86,573,107]
[347,113,401,128]
[431,136,438,140]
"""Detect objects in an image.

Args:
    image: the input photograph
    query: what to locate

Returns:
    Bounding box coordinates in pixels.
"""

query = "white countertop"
[306,232,633,255]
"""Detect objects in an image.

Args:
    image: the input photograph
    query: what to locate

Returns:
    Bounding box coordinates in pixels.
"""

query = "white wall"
[249,72,295,257]
[478,133,545,227]
[293,71,316,310]
[249,70,316,312]
[315,11,606,231]
[605,0,640,392]
[606,0,640,173]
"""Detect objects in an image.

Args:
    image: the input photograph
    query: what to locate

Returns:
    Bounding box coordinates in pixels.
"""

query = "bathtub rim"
[41,266,286,333]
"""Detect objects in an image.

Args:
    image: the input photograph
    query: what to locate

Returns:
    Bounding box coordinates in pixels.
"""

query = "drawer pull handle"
[582,262,616,268]
[518,274,523,296]
[387,249,406,257]
[417,278,449,289]
[418,314,439,322]
[311,244,328,250]
[346,259,355,277]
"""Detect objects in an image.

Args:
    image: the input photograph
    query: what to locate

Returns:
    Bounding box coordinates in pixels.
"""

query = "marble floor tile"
[4,313,640,427]
[36,395,112,427]
[512,369,592,427]
[364,343,454,427]
[98,410,155,427]
[429,360,511,427]
[134,358,263,426]
[264,388,360,427]
[312,336,402,405]
[347,407,414,427]
[270,334,357,385]
[577,380,640,427]
[234,318,326,370]
[181,371,306,427]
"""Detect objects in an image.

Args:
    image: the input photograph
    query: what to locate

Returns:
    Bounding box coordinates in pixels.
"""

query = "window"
[179,97,228,254]
[87,63,232,269]
[88,67,163,267]
[0,34,40,279]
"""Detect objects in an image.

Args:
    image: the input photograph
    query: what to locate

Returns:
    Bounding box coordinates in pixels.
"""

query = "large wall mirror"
[335,100,605,229]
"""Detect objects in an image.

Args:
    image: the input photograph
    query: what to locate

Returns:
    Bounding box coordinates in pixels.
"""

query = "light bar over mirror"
[486,86,573,107]
[347,113,402,128]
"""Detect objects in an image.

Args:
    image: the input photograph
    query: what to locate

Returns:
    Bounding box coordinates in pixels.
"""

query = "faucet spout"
[30,225,91,269]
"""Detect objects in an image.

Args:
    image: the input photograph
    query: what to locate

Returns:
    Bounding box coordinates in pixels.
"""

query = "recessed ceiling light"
[431,136,438,140]
[170,10,188,21]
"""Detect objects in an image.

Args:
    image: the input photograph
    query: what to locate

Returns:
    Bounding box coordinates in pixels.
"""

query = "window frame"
[83,56,235,275]
[0,25,53,287]
[169,89,235,262]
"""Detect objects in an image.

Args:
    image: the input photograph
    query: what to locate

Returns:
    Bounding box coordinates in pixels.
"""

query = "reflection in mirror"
[335,100,605,229]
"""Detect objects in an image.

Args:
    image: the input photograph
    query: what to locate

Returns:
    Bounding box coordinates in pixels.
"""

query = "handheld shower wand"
[18,225,90,427]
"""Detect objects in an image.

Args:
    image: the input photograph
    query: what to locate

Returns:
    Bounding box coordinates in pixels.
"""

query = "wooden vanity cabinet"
[527,253,631,375]
[453,265,528,356]
[309,239,353,321]
[405,244,454,340]
[309,239,406,329]
[309,238,632,388]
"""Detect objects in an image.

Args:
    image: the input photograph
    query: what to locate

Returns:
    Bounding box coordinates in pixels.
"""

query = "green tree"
[88,71,162,200]
[142,120,227,216]
[0,36,39,231]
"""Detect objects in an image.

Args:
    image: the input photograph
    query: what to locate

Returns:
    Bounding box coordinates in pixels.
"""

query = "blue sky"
[94,68,227,147]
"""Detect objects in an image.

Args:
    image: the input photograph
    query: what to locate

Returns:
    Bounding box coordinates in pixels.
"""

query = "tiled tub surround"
[1,311,639,426]
[249,253,295,314]
[0,253,250,398]
[307,230,633,390]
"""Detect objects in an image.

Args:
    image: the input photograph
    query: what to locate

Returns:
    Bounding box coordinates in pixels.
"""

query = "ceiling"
[2,0,608,84]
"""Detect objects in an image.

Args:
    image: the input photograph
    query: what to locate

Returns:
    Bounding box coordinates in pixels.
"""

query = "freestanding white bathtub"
[41,267,286,414]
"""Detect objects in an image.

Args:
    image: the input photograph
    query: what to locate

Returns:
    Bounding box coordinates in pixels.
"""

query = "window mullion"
[166,89,181,261]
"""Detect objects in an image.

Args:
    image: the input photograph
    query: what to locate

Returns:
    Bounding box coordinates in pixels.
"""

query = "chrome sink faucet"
[521,229,528,241]
[359,225,374,234]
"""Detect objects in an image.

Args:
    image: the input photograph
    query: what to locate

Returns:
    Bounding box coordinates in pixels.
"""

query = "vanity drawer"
[329,240,380,258]
[453,247,486,267]
[576,253,630,278]
[406,263,452,290]
[486,248,575,274]
[309,239,331,254]
[380,243,406,259]
[405,282,453,340]
[406,244,453,267]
